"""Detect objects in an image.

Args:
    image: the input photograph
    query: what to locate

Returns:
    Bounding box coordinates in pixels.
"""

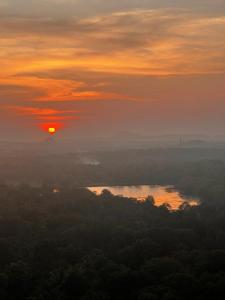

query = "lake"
[88,185,199,210]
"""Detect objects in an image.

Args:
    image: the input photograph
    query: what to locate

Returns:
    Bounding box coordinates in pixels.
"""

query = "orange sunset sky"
[0,0,225,139]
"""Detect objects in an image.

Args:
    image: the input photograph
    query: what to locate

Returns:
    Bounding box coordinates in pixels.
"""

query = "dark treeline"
[1,185,225,299]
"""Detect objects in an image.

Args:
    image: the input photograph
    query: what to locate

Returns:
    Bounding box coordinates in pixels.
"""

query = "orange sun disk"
[40,122,62,134]
[48,127,56,134]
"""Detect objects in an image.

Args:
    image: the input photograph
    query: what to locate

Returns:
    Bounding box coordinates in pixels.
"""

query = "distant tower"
[179,136,183,148]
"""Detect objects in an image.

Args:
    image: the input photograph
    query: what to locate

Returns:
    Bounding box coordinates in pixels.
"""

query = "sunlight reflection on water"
[88,185,199,210]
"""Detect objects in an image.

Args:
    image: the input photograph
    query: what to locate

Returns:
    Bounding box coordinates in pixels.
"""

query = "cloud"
[1,0,225,18]
[8,106,79,122]
[1,6,225,132]
[1,9,225,78]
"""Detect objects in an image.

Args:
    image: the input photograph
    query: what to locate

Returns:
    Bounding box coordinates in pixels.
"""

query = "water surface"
[88,185,199,210]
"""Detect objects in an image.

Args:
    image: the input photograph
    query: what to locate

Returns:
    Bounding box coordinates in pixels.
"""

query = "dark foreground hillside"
[1,185,225,299]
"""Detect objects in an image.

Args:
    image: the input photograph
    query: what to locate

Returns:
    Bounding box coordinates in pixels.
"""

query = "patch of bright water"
[88,185,199,210]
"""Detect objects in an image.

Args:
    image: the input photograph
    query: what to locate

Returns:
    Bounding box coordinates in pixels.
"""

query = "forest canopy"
[0,183,225,300]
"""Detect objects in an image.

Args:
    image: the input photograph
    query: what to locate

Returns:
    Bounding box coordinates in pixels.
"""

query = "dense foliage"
[1,184,225,299]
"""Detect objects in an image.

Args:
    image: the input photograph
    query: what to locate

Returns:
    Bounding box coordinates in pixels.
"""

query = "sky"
[1,0,225,139]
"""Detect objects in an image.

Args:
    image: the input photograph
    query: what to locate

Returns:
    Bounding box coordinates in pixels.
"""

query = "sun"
[40,123,62,135]
[48,127,56,134]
